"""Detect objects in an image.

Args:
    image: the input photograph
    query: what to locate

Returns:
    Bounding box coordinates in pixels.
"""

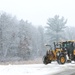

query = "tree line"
[0,12,45,61]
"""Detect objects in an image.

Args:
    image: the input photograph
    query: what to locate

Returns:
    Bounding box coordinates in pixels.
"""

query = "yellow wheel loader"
[43,41,75,65]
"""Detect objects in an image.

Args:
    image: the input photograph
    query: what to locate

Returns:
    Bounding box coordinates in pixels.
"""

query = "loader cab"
[62,41,75,60]
[62,41,74,51]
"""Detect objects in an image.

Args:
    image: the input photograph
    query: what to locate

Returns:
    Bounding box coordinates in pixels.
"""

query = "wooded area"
[0,12,75,62]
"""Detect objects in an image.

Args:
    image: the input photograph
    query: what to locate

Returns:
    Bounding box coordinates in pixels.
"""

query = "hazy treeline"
[0,12,45,61]
[0,12,75,61]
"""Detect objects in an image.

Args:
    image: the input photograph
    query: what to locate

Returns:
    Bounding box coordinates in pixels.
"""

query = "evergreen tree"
[46,15,67,43]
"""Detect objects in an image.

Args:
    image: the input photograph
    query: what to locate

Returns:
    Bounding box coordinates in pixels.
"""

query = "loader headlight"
[57,52,59,56]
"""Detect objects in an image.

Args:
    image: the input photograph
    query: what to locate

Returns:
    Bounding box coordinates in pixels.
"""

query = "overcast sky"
[0,0,75,27]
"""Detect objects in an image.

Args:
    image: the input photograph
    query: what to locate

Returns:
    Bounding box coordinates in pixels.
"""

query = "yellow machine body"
[43,40,75,64]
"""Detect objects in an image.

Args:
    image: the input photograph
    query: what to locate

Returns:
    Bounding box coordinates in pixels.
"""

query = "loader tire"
[58,55,66,64]
[43,56,51,65]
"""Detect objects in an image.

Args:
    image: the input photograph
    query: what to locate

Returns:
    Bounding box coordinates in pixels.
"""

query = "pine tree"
[46,15,67,42]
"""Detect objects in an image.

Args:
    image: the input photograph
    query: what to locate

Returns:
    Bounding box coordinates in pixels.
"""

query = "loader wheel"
[58,56,66,64]
[43,56,51,65]
[49,60,51,63]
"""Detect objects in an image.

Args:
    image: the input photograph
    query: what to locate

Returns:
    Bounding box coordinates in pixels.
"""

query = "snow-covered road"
[0,62,75,75]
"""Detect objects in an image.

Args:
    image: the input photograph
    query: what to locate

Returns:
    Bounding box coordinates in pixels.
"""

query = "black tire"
[58,55,66,64]
[43,56,48,65]
[72,55,75,61]
[56,52,60,64]
[57,57,60,64]
[49,60,51,63]
[43,56,51,65]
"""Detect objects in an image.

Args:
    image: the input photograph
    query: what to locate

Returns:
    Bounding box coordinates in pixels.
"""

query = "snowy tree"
[18,20,32,60]
[0,14,3,57]
[38,26,45,56]
[46,15,67,43]
[64,27,75,40]
[0,13,12,57]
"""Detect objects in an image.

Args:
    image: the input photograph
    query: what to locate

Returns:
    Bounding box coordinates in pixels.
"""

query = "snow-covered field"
[0,62,75,75]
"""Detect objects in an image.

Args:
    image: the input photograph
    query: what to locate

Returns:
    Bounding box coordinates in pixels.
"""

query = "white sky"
[0,0,75,27]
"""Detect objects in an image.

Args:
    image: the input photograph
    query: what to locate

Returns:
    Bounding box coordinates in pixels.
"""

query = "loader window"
[64,44,67,48]
[56,45,61,49]
[62,42,71,49]
[54,42,61,49]
[62,42,74,53]
[62,42,67,48]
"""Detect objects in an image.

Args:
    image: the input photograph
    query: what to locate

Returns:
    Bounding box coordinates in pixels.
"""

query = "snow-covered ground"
[0,62,75,75]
